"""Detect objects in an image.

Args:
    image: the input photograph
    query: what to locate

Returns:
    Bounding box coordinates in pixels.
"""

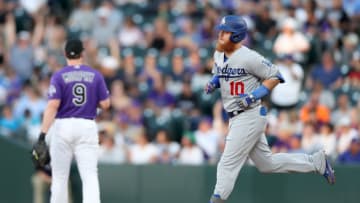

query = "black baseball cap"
[65,39,84,59]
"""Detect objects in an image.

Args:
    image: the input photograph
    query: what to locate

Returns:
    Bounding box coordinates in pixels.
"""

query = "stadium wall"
[0,137,359,203]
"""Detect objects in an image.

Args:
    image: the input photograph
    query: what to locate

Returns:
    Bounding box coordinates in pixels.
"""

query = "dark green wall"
[0,138,34,203]
[1,137,359,203]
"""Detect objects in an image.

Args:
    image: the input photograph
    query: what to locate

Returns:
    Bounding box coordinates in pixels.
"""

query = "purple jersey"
[48,65,109,119]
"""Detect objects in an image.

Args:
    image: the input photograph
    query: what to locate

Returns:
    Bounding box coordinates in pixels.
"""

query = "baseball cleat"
[323,159,335,185]
[210,194,224,203]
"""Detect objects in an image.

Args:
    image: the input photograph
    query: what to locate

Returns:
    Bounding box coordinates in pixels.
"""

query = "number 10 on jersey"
[230,81,244,95]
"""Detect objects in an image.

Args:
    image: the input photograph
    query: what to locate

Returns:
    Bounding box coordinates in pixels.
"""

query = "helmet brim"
[215,24,235,32]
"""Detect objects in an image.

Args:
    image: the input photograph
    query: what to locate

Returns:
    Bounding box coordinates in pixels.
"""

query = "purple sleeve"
[98,74,109,101]
[48,74,62,100]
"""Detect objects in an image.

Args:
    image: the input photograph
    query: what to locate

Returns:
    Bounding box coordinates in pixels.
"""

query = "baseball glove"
[31,133,50,168]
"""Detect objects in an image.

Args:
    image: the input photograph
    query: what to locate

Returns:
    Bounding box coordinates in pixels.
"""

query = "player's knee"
[256,162,276,173]
[257,166,273,173]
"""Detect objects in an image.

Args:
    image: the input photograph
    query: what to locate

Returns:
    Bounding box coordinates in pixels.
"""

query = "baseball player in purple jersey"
[36,39,110,203]
[205,16,336,203]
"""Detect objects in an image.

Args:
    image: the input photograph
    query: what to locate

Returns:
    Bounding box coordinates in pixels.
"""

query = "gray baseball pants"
[213,106,317,200]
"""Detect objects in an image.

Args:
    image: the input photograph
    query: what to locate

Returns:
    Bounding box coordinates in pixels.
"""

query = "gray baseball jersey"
[212,46,282,112]
[48,64,109,119]
[211,46,323,201]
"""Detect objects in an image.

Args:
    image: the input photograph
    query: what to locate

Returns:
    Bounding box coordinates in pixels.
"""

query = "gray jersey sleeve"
[247,51,285,83]
[211,51,221,75]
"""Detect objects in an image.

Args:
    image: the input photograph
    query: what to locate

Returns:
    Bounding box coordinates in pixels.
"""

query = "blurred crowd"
[0,0,359,167]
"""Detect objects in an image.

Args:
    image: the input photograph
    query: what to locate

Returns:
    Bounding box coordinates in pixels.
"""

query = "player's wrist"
[38,132,46,141]
[210,75,220,88]
[251,85,270,100]
[246,94,256,104]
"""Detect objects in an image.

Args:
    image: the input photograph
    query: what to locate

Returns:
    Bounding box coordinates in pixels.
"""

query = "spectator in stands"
[178,131,204,165]
[115,112,143,144]
[146,17,174,54]
[13,84,46,123]
[318,123,337,160]
[138,50,161,91]
[175,17,201,51]
[100,55,121,87]
[337,117,359,155]
[96,0,123,34]
[331,93,352,126]
[14,84,46,123]
[300,91,331,126]
[288,135,305,153]
[271,54,304,110]
[198,17,217,46]
[92,7,118,47]
[350,108,360,130]
[311,81,336,110]
[348,50,360,90]
[98,133,126,164]
[120,50,140,91]
[194,117,220,163]
[128,128,158,164]
[167,52,192,96]
[273,17,310,62]
[271,126,293,153]
[9,31,35,81]
[307,51,343,90]
[176,81,199,114]
[254,4,277,39]
[117,16,144,47]
[190,58,212,92]
[340,33,359,66]
[68,0,96,35]
[301,122,322,154]
[0,105,20,137]
[147,76,176,110]
[154,129,180,164]
[342,0,360,18]
[110,79,131,112]
[2,68,22,104]
[338,137,360,164]
[22,109,41,143]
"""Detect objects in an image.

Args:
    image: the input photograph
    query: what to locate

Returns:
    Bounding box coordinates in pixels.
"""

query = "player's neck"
[224,43,242,57]
[67,58,83,66]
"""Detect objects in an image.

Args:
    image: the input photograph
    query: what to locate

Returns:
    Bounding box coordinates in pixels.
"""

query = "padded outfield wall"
[0,137,359,203]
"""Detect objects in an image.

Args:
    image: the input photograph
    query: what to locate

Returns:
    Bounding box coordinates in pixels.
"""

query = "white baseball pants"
[49,118,100,203]
[214,106,317,200]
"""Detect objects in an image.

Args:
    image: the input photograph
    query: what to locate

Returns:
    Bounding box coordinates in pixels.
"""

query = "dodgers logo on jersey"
[215,63,247,81]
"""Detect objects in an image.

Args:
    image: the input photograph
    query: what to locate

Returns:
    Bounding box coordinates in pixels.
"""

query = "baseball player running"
[33,39,110,203]
[205,16,335,203]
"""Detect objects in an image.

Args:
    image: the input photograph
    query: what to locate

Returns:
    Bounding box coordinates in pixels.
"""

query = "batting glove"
[238,93,256,109]
[204,82,217,94]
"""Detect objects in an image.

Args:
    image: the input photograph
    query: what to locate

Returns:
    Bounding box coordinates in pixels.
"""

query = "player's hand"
[238,94,256,109]
[31,132,50,168]
[204,82,217,94]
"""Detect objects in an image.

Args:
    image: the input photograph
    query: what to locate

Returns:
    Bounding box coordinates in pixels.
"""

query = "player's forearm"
[247,79,279,101]
[262,79,280,91]
[210,75,220,88]
[40,106,57,134]
[40,101,60,134]
[99,98,111,110]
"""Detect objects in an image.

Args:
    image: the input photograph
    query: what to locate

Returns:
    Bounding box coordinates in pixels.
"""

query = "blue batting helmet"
[215,15,247,43]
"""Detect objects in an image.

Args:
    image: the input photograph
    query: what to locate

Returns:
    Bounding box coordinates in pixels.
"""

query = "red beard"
[215,40,237,53]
